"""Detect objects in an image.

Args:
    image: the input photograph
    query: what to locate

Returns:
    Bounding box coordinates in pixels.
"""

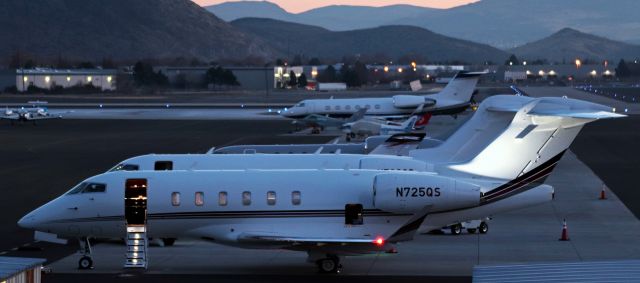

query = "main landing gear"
[77,237,94,269]
[316,254,342,274]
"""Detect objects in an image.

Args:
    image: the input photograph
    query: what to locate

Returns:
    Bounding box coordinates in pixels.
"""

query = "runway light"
[99,104,103,108]
[268,109,272,113]
[166,104,170,108]
[625,108,628,113]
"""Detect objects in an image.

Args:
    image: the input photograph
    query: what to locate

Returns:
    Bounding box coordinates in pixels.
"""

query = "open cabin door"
[124,179,148,268]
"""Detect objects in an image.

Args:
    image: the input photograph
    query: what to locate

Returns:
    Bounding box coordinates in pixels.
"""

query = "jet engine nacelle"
[373,173,480,213]
[392,95,427,109]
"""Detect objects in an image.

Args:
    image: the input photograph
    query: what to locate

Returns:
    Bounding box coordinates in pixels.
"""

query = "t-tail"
[410,95,625,183]
[401,116,419,132]
[427,71,485,111]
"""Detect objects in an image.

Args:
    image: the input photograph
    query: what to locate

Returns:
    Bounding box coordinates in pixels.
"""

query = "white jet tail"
[410,95,624,182]
[427,72,485,110]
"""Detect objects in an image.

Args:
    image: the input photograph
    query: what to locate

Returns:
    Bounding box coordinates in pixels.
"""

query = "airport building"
[157,66,274,90]
[501,64,615,81]
[16,68,117,92]
[0,257,45,283]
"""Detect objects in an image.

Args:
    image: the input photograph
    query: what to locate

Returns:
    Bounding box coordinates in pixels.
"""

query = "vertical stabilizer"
[410,95,624,181]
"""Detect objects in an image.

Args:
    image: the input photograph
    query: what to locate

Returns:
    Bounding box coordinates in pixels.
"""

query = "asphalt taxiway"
[1,90,638,282]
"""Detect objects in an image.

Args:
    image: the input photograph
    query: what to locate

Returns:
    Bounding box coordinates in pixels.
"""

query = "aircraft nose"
[18,211,38,230]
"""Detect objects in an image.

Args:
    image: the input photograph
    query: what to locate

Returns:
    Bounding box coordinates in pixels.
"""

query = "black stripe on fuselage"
[51,209,410,223]
[480,150,566,204]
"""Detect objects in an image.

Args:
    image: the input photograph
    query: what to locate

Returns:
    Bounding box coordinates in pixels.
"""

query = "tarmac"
[1,87,639,282]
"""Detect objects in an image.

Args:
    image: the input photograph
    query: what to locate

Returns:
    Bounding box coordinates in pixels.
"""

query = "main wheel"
[479,222,489,234]
[450,223,462,235]
[78,256,93,270]
[317,257,339,273]
[162,238,176,246]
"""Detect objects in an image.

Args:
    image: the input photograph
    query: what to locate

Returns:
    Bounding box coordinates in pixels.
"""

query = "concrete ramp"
[473,260,640,283]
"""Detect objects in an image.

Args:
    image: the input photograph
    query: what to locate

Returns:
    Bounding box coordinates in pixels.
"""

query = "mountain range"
[0,0,275,63]
[509,28,640,62]
[231,18,509,63]
[207,0,640,48]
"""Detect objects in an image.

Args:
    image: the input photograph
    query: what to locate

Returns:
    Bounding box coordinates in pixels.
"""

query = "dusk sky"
[193,0,479,13]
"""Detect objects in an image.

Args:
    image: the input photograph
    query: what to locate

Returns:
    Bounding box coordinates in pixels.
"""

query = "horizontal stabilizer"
[528,110,626,119]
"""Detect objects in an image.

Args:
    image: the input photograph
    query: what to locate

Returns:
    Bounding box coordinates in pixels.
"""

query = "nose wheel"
[77,237,94,270]
[78,256,93,270]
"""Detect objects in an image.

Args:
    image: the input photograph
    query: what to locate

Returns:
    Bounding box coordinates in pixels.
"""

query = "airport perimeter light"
[575,59,582,69]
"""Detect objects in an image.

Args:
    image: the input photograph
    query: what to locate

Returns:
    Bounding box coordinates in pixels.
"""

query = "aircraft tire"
[78,256,93,270]
[162,238,176,246]
[479,222,489,234]
[317,256,339,273]
[450,224,462,235]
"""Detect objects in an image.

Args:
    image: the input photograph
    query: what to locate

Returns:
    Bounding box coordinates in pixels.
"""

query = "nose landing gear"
[77,237,94,270]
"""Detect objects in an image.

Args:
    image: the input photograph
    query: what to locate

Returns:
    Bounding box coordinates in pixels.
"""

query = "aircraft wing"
[1,115,20,120]
[25,114,63,121]
[369,133,427,156]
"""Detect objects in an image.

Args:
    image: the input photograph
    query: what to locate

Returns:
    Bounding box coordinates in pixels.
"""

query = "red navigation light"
[374,237,385,246]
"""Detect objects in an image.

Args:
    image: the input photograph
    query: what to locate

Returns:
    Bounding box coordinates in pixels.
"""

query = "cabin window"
[154,161,173,171]
[325,106,330,111]
[171,192,180,206]
[242,191,251,206]
[335,105,341,110]
[365,105,371,109]
[345,204,364,225]
[292,191,301,205]
[267,191,276,205]
[218,191,228,206]
[297,103,305,107]
[345,105,351,110]
[374,104,381,109]
[195,192,204,206]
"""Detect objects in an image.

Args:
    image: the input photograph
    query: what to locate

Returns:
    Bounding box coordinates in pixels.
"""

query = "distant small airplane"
[294,108,367,134]
[1,101,67,125]
[342,113,431,140]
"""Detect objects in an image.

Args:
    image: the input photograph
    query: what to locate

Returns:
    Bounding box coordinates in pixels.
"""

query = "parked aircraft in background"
[294,108,367,134]
[280,71,485,120]
[1,102,68,125]
[19,95,623,273]
[342,113,431,140]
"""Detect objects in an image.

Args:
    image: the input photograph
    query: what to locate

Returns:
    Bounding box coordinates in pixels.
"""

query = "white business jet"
[280,72,485,119]
[19,95,623,273]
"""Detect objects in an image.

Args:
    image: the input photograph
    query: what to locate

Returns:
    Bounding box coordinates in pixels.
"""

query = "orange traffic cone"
[599,184,607,200]
[559,219,570,241]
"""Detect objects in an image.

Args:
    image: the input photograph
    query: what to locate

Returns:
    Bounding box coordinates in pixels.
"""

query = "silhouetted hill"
[0,0,275,63]
[510,28,640,62]
[231,18,509,63]
[210,0,640,48]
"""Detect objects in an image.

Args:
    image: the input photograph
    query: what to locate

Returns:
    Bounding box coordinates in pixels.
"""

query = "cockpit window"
[66,182,107,195]
[109,163,140,172]
[296,103,306,107]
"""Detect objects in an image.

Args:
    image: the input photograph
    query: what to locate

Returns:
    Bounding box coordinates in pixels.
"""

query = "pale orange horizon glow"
[193,0,479,13]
